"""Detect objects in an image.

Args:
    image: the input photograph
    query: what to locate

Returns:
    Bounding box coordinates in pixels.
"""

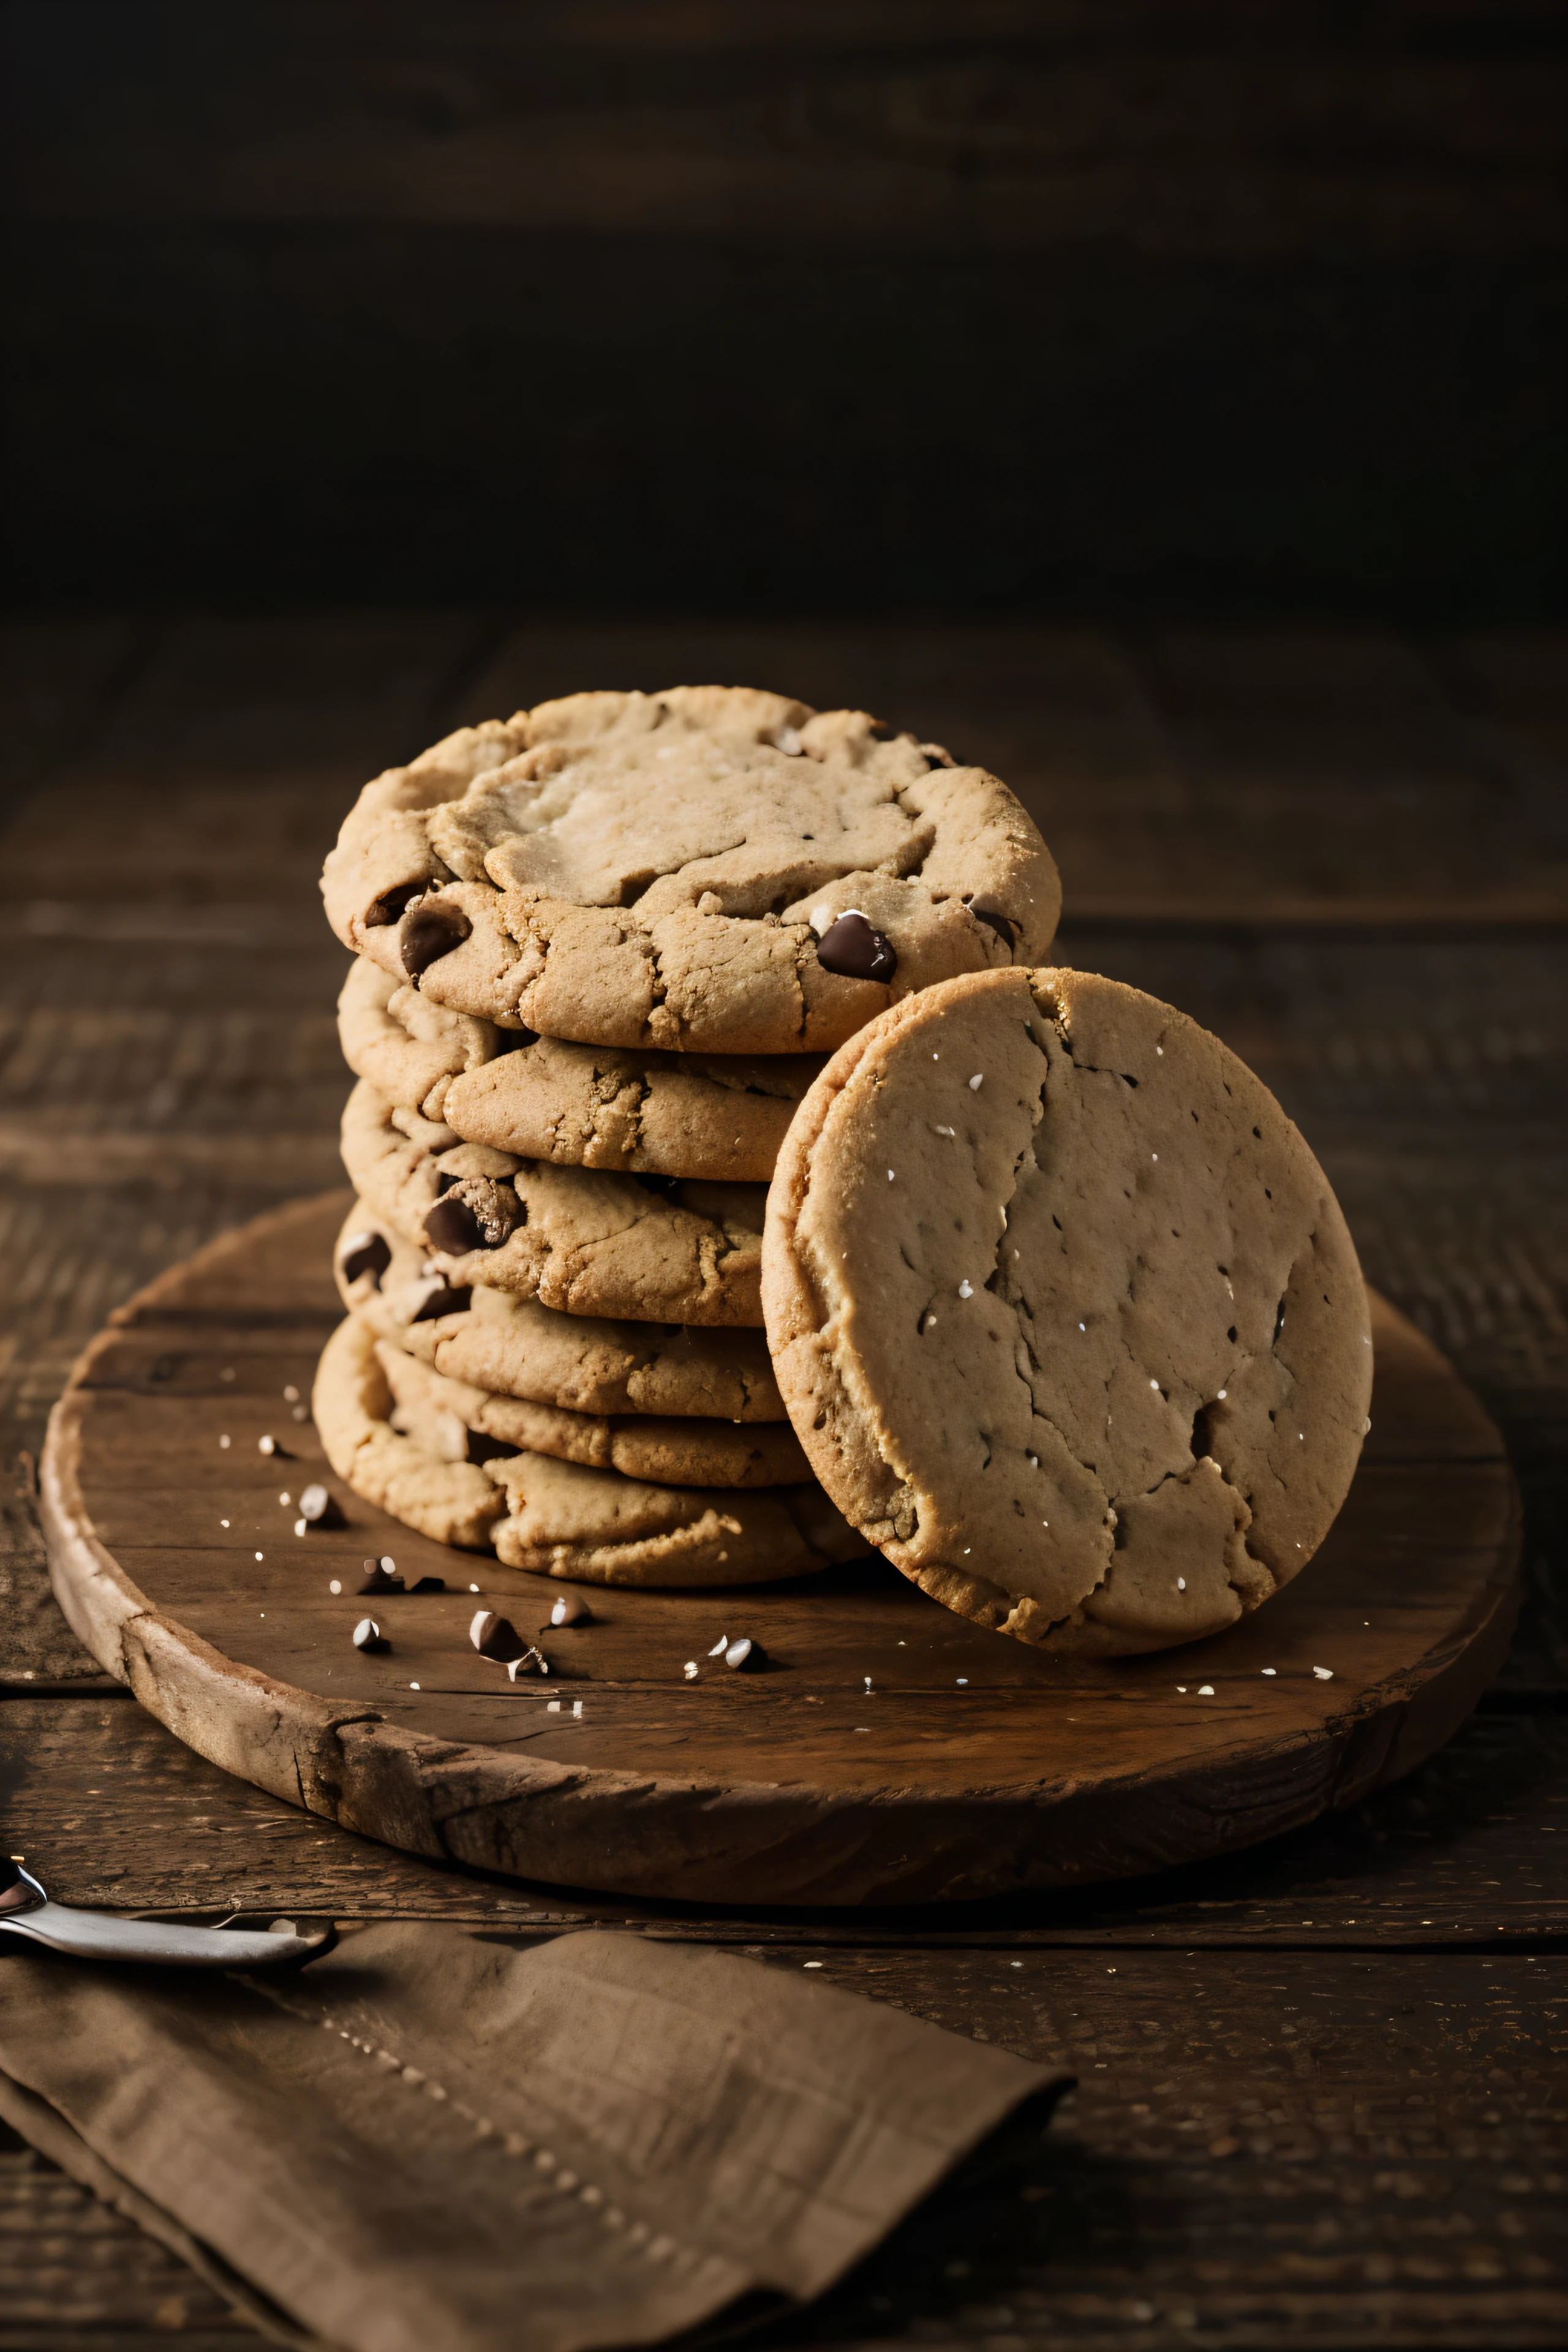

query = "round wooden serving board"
[42,1193,1521,1907]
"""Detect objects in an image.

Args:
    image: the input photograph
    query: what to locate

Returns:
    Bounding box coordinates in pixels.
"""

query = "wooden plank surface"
[0,610,1564,2343]
[40,1198,1521,1903]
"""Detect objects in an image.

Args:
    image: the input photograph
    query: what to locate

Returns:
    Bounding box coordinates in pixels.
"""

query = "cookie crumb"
[958,1280,973,1298]
[1261,1667,1276,1676]
[1177,1577,1186,1591]
[1197,1683,1215,1695]
[329,1580,342,1595]
[968,1072,984,1090]
[1313,1665,1334,1680]
[219,1435,230,1450]
[684,1660,699,1680]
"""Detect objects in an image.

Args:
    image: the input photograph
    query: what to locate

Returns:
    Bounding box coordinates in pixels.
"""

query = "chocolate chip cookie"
[374,1332,810,1487]
[335,1206,787,1420]
[314,1315,856,1585]
[341,1079,766,1325]
[322,686,1060,1055]
[763,968,1373,1656]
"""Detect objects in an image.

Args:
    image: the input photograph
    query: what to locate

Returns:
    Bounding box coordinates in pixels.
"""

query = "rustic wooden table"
[1,614,1564,2350]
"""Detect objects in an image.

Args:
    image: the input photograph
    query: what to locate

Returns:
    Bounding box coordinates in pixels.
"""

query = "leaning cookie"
[341,1079,766,1326]
[322,685,1060,1054]
[334,1205,788,1420]
[315,1317,855,1586]
[763,967,1373,1657]
[374,1335,811,1488]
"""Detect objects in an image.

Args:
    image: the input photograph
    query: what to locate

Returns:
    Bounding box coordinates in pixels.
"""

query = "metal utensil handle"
[0,1901,333,1969]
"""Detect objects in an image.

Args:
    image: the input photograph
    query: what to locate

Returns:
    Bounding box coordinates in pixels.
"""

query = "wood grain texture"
[40,1194,1520,1905]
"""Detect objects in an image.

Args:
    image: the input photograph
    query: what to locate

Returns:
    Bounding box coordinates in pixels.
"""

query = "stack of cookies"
[314,685,1061,1593]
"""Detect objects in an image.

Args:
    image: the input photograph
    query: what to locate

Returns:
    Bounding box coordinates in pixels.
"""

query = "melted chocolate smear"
[816,911,897,983]
[341,1231,392,1288]
[401,901,472,978]
[968,899,1017,951]
[410,1281,471,1324]
[424,1194,483,1254]
[366,882,424,929]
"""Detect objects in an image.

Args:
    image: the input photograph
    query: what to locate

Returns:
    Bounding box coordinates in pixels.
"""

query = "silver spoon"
[0,1860,333,1969]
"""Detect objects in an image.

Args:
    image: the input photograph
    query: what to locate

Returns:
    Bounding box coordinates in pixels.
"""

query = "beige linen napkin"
[0,1923,1060,2352]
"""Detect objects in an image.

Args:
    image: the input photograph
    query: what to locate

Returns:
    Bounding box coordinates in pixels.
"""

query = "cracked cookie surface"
[322,685,1060,1054]
[763,967,1372,1656]
[341,1079,766,1326]
[314,1314,853,1586]
[340,955,821,1177]
[335,1205,788,1421]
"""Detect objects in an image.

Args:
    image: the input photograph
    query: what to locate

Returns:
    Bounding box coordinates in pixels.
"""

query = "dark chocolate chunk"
[724,1635,764,1671]
[967,898,1016,951]
[409,1281,470,1324]
[401,900,472,978]
[409,1575,447,1595]
[816,911,897,984]
[296,1482,341,1528]
[469,1608,527,1663]
[366,881,425,929]
[358,1559,405,1596]
[424,1194,483,1254]
[352,1618,387,1653]
[426,1176,519,1253]
[341,1230,391,1287]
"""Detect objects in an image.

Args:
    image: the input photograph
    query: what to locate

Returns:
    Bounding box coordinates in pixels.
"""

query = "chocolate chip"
[352,1618,387,1653]
[967,898,1016,950]
[816,911,897,983]
[469,1608,527,1663]
[358,1560,405,1596]
[424,1194,483,1254]
[296,1482,341,1528]
[401,900,472,978]
[341,1231,391,1287]
[409,1281,470,1324]
[549,1594,592,1628]
[409,1575,447,1594]
[724,1636,764,1671]
[365,882,424,929]
[425,1177,519,1254]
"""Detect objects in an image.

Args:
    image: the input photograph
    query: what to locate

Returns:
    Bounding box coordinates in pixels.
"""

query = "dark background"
[4,0,1564,620]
